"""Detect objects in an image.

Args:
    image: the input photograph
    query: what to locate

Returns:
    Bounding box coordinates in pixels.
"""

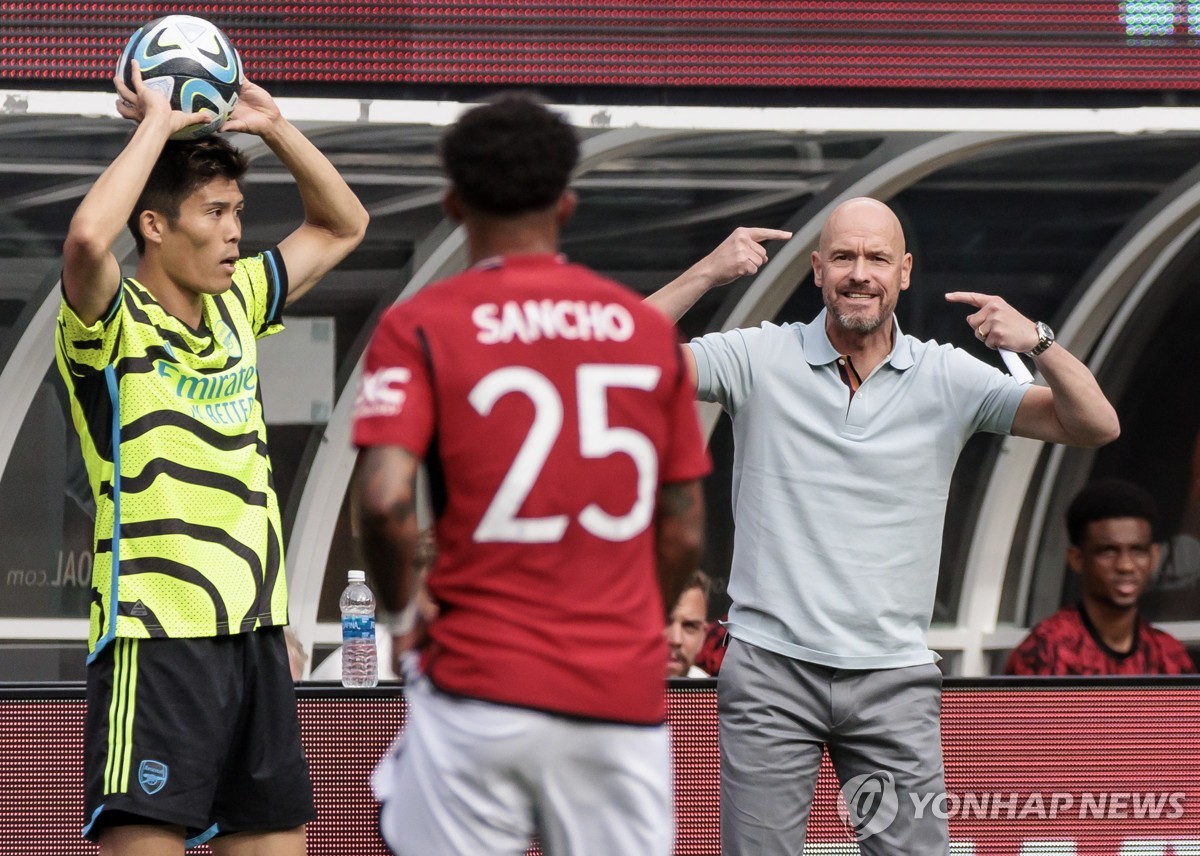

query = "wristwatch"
[1027,321,1055,357]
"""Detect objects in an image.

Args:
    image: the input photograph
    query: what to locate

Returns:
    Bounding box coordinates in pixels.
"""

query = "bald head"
[813,196,912,337]
[819,197,906,257]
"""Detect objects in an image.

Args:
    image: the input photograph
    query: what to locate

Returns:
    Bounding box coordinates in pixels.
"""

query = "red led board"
[5,3,1200,92]
[1,681,1198,855]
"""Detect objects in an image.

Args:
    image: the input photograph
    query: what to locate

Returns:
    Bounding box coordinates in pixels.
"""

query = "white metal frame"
[6,91,1200,675]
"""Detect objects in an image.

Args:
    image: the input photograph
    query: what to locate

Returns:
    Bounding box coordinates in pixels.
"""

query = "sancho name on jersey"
[471,298,635,344]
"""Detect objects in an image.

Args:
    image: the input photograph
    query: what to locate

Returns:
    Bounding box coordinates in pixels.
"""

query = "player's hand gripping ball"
[116,15,244,140]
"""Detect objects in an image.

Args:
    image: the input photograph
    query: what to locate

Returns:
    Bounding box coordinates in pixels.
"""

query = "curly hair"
[127,135,249,254]
[438,93,579,216]
[1066,478,1158,546]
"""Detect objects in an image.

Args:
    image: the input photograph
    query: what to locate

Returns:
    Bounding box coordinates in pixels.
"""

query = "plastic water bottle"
[340,569,378,688]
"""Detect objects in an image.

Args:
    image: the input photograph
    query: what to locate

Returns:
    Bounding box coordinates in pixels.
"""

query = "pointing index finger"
[944,291,985,307]
[744,228,793,243]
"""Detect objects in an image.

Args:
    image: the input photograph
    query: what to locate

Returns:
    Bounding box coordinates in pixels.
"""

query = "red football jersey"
[354,255,710,724]
[1004,604,1195,676]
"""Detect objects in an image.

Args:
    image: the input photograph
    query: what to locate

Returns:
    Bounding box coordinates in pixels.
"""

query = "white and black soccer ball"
[116,15,244,141]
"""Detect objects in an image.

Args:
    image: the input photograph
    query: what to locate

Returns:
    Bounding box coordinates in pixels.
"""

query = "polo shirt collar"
[804,308,915,371]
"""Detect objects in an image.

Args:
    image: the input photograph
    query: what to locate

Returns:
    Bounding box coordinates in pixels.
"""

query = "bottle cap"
[348,569,366,583]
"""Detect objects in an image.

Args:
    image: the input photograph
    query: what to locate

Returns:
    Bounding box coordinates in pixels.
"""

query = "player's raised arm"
[62,64,209,325]
[645,226,790,391]
[223,79,369,305]
[646,227,792,323]
[945,291,1119,447]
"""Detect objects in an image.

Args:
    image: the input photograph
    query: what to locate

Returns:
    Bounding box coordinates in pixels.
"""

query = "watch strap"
[1028,321,1054,357]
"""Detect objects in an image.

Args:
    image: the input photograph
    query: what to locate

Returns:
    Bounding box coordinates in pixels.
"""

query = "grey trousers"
[718,638,949,855]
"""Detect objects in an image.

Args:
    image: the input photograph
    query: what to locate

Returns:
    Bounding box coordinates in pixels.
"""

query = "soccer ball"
[116,15,244,141]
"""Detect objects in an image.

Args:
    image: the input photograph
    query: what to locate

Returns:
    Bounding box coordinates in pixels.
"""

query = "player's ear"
[1066,545,1084,576]
[140,210,165,248]
[556,189,577,226]
[442,188,464,223]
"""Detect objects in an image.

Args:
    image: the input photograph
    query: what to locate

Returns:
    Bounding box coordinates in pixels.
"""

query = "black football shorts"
[82,628,315,845]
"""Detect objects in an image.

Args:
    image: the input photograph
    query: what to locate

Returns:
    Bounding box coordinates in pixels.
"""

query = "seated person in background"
[666,570,712,678]
[1005,479,1196,675]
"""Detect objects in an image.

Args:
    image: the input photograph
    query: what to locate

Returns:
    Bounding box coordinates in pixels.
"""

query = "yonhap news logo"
[837,769,1188,841]
[837,771,899,841]
[911,789,1187,822]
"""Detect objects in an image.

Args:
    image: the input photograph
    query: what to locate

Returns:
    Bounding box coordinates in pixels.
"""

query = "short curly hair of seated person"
[1066,478,1158,546]
[438,92,579,217]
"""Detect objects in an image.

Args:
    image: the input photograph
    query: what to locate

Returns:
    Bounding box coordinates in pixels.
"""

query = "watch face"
[1030,321,1055,356]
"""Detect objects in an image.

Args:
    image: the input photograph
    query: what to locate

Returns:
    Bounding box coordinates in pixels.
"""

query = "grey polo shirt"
[690,309,1028,669]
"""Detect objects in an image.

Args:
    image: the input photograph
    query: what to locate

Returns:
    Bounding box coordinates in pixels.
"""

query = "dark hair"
[681,569,712,603]
[437,93,579,216]
[127,136,249,254]
[1066,479,1157,546]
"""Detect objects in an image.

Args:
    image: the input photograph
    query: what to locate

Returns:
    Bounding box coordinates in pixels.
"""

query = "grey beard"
[831,307,884,333]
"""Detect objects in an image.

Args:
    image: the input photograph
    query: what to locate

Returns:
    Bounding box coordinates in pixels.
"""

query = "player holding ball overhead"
[58,16,367,855]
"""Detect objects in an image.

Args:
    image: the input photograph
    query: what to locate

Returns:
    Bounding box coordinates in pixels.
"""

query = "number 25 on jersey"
[469,363,661,545]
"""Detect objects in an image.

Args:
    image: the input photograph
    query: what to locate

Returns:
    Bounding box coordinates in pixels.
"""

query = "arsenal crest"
[138,759,168,795]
